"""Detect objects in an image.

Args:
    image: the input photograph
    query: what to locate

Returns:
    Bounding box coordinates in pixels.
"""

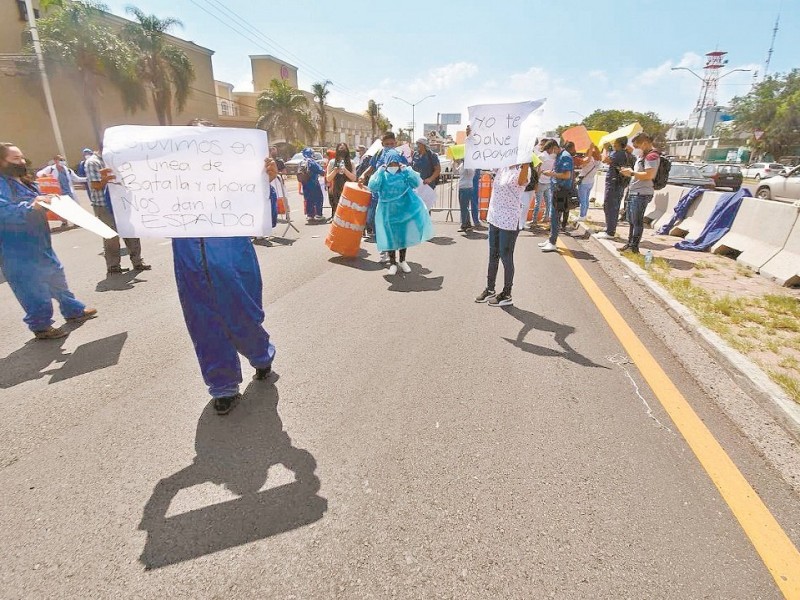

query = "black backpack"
[652,152,671,190]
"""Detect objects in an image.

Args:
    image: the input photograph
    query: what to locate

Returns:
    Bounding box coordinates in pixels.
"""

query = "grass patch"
[639,269,800,404]
[768,371,800,403]
[735,264,754,278]
[695,260,719,271]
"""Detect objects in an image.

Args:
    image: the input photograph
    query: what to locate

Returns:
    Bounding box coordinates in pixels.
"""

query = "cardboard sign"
[561,126,593,153]
[465,99,546,169]
[38,196,118,238]
[103,125,271,238]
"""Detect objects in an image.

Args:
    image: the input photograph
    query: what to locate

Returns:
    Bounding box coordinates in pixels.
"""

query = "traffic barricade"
[325,182,371,257]
[668,189,722,238]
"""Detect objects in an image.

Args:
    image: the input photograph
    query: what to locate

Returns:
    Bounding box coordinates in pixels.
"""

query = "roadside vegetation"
[621,250,800,403]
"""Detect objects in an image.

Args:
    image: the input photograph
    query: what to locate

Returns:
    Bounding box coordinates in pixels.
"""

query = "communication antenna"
[763,13,780,80]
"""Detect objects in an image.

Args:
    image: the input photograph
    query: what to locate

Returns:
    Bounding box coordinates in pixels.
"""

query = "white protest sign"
[38,196,118,238]
[103,125,271,238]
[465,99,546,169]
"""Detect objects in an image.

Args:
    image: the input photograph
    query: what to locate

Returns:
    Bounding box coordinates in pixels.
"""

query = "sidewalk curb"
[575,223,800,437]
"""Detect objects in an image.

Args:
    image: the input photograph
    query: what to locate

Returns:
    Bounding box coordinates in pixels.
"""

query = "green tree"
[376,115,392,133]
[729,70,800,158]
[123,6,195,126]
[36,0,146,145]
[256,79,316,144]
[311,80,331,146]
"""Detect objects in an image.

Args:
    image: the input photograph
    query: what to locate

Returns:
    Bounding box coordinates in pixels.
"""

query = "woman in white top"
[576,145,600,220]
[475,162,531,307]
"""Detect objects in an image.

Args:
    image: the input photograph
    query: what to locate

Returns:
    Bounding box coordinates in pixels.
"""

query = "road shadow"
[0,328,127,389]
[138,379,327,570]
[427,236,456,246]
[95,271,147,292]
[565,249,598,263]
[328,250,385,272]
[463,231,489,240]
[385,264,444,292]
[501,306,607,369]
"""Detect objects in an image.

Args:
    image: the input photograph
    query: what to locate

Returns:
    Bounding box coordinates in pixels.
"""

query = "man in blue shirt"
[595,136,629,240]
[539,140,574,252]
[411,138,440,189]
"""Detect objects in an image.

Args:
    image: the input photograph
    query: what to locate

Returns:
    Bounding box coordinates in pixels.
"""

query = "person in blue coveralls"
[300,147,325,222]
[171,119,276,415]
[0,143,96,340]
[367,149,434,276]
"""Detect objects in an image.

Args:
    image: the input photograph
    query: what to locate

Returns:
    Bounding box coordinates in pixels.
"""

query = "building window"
[221,101,229,116]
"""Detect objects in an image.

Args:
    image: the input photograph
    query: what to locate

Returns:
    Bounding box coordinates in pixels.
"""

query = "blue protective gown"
[171,236,275,399]
[368,153,434,252]
[0,175,85,332]
[301,157,324,217]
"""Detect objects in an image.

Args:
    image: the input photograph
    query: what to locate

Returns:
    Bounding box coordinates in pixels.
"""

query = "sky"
[102,0,797,138]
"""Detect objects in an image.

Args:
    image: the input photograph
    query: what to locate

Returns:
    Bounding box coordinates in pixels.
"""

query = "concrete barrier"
[669,190,722,238]
[644,185,682,230]
[759,212,800,286]
[591,171,606,207]
[711,197,800,272]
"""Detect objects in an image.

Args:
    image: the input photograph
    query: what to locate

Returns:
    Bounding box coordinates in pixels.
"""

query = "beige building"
[215,55,374,150]
[0,1,218,167]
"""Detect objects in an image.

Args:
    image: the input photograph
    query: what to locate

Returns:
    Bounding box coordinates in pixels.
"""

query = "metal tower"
[695,51,728,112]
[763,14,780,80]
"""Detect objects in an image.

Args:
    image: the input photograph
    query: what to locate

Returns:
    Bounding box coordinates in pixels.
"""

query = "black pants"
[388,249,406,264]
[604,186,624,235]
[487,225,520,294]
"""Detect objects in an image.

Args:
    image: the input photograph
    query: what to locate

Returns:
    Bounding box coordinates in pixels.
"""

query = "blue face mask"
[386,166,400,174]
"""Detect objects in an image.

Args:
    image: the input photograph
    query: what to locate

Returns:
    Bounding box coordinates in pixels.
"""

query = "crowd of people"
[0,124,661,415]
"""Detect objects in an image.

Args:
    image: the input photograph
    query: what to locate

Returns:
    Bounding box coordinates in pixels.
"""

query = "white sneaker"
[387,264,398,275]
[540,242,558,252]
[594,231,612,240]
[399,261,411,273]
[379,252,389,263]
[537,241,549,247]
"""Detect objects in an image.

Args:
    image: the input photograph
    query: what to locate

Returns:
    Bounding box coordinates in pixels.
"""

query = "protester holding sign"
[167,119,276,415]
[475,162,531,307]
[0,142,96,339]
[367,149,433,275]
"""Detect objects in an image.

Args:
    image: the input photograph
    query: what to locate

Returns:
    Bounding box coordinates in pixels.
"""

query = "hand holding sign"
[465,99,546,170]
[103,125,271,238]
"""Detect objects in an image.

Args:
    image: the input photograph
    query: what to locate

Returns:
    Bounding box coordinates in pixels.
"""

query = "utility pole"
[763,14,780,81]
[24,0,66,159]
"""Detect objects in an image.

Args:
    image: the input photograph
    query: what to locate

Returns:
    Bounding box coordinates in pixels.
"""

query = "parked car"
[741,162,785,180]
[755,166,800,202]
[699,163,743,191]
[284,151,324,175]
[667,163,716,189]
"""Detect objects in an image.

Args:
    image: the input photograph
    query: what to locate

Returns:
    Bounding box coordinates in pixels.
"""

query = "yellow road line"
[557,240,800,599]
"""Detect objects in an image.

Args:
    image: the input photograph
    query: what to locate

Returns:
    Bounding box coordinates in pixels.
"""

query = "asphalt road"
[1,190,799,599]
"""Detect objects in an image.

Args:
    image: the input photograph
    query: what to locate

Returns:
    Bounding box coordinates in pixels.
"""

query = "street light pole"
[392,94,436,140]
[672,66,750,161]
[24,0,66,159]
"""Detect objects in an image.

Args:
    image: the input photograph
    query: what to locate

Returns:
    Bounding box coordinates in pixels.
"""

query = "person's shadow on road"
[384,264,444,292]
[138,377,327,570]
[502,306,607,369]
[0,326,127,389]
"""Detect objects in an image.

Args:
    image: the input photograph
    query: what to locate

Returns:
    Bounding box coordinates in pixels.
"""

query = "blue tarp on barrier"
[657,186,705,235]
[675,188,752,252]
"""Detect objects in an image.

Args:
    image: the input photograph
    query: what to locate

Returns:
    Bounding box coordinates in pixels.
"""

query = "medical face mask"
[632,148,643,159]
[386,166,400,174]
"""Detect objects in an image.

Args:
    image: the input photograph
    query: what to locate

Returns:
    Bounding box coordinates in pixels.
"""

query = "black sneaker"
[475,288,496,303]
[254,365,272,380]
[457,224,468,232]
[619,243,632,252]
[488,291,513,307]
[107,266,130,275]
[213,394,241,415]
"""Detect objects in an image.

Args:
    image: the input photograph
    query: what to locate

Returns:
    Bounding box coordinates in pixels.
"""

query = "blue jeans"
[603,186,624,236]
[534,186,552,222]
[458,188,473,227]
[471,186,480,224]
[627,193,652,249]
[487,224,520,294]
[578,179,594,218]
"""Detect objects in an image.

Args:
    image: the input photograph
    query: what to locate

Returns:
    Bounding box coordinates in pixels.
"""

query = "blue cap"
[82,148,93,154]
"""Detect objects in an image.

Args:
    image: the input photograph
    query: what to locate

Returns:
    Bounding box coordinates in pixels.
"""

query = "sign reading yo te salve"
[465,99,546,170]
[103,125,271,238]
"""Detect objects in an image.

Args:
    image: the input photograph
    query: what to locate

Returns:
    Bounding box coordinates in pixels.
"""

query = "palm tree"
[256,79,316,145]
[311,80,331,146]
[366,99,379,139]
[123,6,195,126]
[377,115,392,133]
[36,1,147,145]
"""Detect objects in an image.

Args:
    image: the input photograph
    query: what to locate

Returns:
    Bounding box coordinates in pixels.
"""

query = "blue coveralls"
[301,159,325,218]
[0,175,85,332]
[171,237,275,399]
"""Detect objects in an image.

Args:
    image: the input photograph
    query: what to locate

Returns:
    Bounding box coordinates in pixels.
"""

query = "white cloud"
[407,62,479,95]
